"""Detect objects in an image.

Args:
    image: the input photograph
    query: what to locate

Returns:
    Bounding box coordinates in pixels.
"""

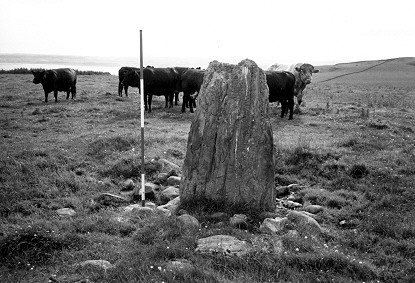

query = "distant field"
[1,58,414,282]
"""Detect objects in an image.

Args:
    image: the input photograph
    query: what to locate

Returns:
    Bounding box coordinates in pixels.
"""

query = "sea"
[0,53,211,76]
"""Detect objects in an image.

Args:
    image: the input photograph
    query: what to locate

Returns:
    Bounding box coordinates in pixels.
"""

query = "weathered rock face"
[181,59,275,211]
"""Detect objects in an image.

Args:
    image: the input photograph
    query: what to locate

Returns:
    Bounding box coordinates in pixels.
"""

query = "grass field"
[0,58,414,282]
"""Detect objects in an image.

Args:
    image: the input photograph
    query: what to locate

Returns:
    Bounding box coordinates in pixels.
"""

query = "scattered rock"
[275,186,290,197]
[229,214,248,229]
[165,259,195,274]
[161,186,180,200]
[195,235,253,257]
[122,179,135,191]
[158,196,180,213]
[155,172,169,183]
[167,176,181,186]
[122,202,156,213]
[57,208,76,217]
[259,217,288,234]
[277,199,302,209]
[129,206,154,217]
[260,211,279,220]
[287,194,303,204]
[303,205,324,214]
[209,212,229,222]
[177,214,200,229]
[156,207,172,217]
[78,259,114,271]
[287,211,323,237]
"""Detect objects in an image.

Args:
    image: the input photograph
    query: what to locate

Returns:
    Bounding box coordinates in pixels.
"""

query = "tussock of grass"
[348,164,369,178]
[88,136,138,160]
[100,157,162,180]
[72,213,136,237]
[0,223,83,269]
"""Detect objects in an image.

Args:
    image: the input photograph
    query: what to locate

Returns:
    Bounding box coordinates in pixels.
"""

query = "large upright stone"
[181,59,275,211]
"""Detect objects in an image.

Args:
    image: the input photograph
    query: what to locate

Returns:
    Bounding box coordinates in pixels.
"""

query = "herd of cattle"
[31,63,319,120]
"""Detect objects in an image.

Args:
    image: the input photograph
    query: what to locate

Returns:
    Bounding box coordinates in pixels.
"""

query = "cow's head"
[32,70,46,84]
[295,64,319,85]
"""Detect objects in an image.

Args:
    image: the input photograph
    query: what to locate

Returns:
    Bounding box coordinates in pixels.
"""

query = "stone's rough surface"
[181,59,275,211]
[195,235,253,257]
[78,259,114,270]
[57,208,76,217]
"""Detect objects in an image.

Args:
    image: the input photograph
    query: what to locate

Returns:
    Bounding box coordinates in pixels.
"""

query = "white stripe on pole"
[140,30,145,207]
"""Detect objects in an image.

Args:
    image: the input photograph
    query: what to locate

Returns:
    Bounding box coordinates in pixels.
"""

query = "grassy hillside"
[0,58,414,282]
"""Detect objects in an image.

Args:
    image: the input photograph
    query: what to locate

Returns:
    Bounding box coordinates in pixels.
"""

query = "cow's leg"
[54,90,58,103]
[66,91,70,100]
[44,91,48,103]
[118,83,122,97]
[168,93,174,108]
[72,84,76,99]
[182,93,187,113]
[174,92,179,105]
[147,94,152,113]
[164,95,169,108]
[144,93,148,110]
[288,98,294,120]
[125,86,128,97]
[189,97,194,113]
[280,101,286,118]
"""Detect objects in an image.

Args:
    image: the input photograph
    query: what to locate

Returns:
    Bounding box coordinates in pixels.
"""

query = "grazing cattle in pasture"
[180,68,205,113]
[268,63,319,106]
[121,67,178,113]
[32,68,77,103]
[118,66,139,97]
[265,71,296,120]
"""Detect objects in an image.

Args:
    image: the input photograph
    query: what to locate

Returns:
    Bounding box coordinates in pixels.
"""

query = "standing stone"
[181,59,275,211]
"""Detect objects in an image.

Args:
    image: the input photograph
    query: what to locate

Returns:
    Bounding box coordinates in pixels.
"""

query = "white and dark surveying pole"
[140,30,145,207]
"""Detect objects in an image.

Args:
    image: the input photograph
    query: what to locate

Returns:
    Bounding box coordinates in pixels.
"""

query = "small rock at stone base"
[177,214,200,229]
[57,208,76,217]
[167,176,181,186]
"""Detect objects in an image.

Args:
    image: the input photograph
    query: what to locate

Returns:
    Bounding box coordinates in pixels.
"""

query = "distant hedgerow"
[0,68,111,75]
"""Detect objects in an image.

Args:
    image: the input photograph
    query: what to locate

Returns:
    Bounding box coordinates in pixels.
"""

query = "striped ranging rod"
[140,30,145,207]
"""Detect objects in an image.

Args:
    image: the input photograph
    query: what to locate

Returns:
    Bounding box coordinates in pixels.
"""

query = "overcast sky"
[0,0,413,68]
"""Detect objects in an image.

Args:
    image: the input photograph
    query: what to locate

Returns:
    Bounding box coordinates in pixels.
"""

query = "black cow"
[265,71,296,120]
[32,68,77,103]
[118,66,139,97]
[121,67,178,112]
[180,69,205,113]
[173,67,189,105]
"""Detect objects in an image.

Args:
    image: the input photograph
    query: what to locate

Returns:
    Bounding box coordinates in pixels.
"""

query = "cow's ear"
[313,69,320,73]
